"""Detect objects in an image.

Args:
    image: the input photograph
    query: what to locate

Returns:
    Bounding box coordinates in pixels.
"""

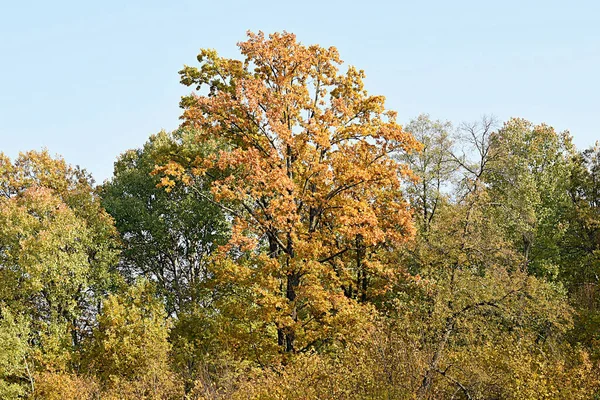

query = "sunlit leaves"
[157,31,421,355]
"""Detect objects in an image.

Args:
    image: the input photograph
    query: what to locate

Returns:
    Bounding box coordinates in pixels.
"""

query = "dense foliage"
[1,32,599,399]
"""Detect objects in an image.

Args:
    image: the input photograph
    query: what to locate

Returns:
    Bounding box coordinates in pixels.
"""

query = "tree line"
[1,31,599,399]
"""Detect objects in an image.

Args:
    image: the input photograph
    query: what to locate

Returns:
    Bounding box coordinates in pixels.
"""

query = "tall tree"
[101,130,230,392]
[156,31,421,353]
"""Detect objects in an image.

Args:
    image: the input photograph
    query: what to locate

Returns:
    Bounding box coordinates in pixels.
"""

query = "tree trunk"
[283,271,300,352]
[416,317,454,399]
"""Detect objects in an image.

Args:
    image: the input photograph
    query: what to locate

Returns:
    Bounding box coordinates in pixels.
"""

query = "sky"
[1,0,598,183]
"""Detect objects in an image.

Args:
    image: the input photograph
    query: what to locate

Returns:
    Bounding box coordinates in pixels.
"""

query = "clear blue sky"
[1,0,598,183]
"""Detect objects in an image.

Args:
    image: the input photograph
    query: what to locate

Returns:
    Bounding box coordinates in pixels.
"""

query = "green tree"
[100,130,228,315]
[100,130,229,392]
[561,143,600,353]
[484,118,574,276]
[562,143,600,288]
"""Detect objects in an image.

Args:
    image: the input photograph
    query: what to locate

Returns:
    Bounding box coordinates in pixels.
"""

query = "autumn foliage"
[1,32,600,399]
[156,31,421,354]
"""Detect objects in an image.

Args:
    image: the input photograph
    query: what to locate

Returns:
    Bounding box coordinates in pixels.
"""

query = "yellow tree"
[0,150,119,369]
[85,281,181,399]
[157,31,420,353]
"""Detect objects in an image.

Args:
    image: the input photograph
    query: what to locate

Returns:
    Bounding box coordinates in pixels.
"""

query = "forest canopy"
[1,31,599,399]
